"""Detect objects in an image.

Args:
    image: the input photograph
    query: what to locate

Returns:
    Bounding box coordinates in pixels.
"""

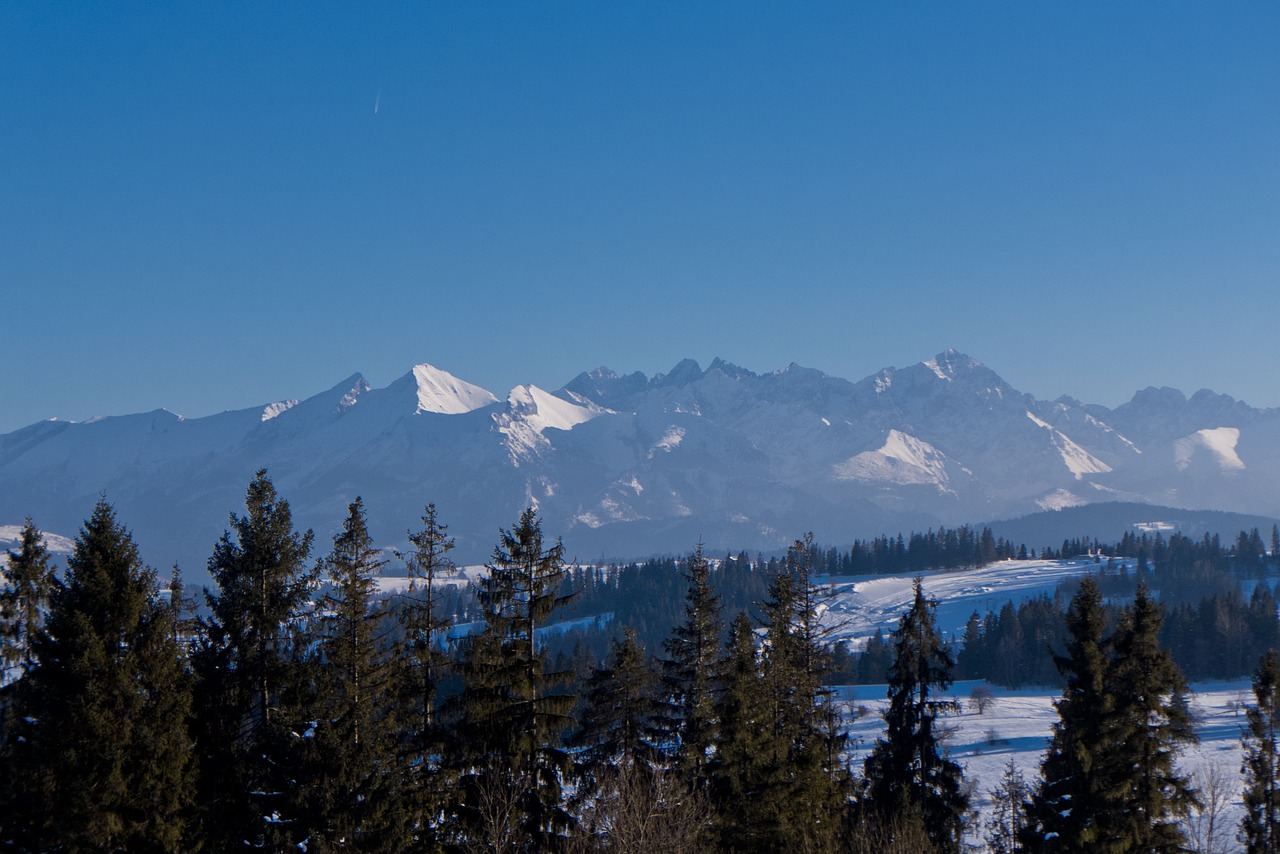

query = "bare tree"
[568,763,711,854]
[462,761,533,854]
[1184,759,1235,854]
[968,684,995,715]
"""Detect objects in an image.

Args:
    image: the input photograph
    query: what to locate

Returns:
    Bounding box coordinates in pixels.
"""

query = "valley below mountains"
[4,349,1279,578]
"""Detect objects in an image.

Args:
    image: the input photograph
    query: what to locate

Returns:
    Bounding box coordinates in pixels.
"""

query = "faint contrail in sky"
[374,91,381,114]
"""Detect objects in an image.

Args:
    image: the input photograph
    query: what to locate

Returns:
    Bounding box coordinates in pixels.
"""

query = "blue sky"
[3,2,1277,433]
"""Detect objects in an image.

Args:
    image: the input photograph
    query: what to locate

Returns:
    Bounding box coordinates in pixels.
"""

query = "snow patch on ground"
[1175,427,1245,472]
[0,525,75,556]
[411,364,499,415]
[1037,489,1087,511]
[833,430,951,488]
[820,559,1104,649]
[839,677,1249,850]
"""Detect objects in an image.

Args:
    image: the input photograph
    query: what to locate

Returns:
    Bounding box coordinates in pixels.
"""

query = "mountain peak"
[335,373,370,411]
[409,364,498,415]
[653,358,704,387]
[923,349,984,381]
[706,357,755,380]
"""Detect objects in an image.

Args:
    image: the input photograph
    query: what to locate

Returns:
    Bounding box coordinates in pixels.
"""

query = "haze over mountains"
[4,349,1279,578]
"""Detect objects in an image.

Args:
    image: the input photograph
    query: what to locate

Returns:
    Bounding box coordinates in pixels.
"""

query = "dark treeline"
[939,530,1280,689]
[0,472,975,852]
[835,525,1022,574]
[5,474,1280,852]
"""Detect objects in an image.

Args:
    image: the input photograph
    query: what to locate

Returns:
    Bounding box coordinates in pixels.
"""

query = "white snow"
[260,400,299,421]
[1134,521,1179,533]
[840,677,1249,850]
[1026,412,1112,479]
[833,430,950,488]
[649,426,685,457]
[1174,427,1245,472]
[924,358,951,381]
[1085,413,1142,453]
[820,558,1103,649]
[410,364,499,415]
[506,385,602,432]
[1037,489,1087,511]
[0,525,75,555]
[338,377,371,411]
[496,385,608,462]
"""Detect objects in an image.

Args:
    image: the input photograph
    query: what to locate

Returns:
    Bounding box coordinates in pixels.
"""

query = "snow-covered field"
[819,557,1108,648]
[819,560,1252,846]
[840,678,1251,849]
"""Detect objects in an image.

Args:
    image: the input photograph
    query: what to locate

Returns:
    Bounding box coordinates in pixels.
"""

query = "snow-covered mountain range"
[4,349,1278,577]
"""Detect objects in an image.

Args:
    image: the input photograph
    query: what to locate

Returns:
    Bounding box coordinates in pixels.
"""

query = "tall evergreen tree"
[1241,649,1280,853]
[710,611,779,851]
[862,578,967,852]
[454,508,577,849]
[659,542,723,784]
[575,626,660,775]
[753,535,845,851]
[0,518,55,682]
[1107,583,1198,851]
[191,470,317,850]
[1023,577,1123,852]
[297,498,409,851]
[397,502,455,847]
[0,518,58,850]
[8,500,195,851]
[984,759,1029,854]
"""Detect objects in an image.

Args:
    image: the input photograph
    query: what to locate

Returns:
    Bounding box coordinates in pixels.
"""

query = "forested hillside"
[4,472,1280,851]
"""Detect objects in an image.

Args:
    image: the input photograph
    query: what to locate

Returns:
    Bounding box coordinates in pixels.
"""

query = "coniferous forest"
[4,471,1280,851]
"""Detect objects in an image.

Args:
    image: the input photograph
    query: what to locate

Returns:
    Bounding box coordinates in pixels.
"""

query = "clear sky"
[3,2,1277,434]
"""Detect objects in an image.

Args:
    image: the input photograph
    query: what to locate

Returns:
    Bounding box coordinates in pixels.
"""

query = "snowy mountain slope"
[5,351,1280,578]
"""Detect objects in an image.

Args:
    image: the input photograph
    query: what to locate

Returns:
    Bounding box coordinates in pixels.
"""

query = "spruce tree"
[398,502,455,846]
[453,508,576,849]
[1023,577,1122,852]
[659,542,723,784]
[1107,583,1198,851]
[984,759,1029,854]
[710,611,779,851]
[0,518,58,850]
[191,469,317,850]
[1242,649,1280,853]
[754,535,845,850]
[297,498,409,851]
[11,500,195,851]
[862,578,967,853]
[0,518,55,682]
[575,626,660,776]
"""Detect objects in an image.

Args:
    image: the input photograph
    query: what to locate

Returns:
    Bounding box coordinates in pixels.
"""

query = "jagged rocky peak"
[332,373,371,411]
[1126,386,1189,409]
[705,357,756,380]
[561,366,648,406]
[922,348,987,381]
[652,358,704,388]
